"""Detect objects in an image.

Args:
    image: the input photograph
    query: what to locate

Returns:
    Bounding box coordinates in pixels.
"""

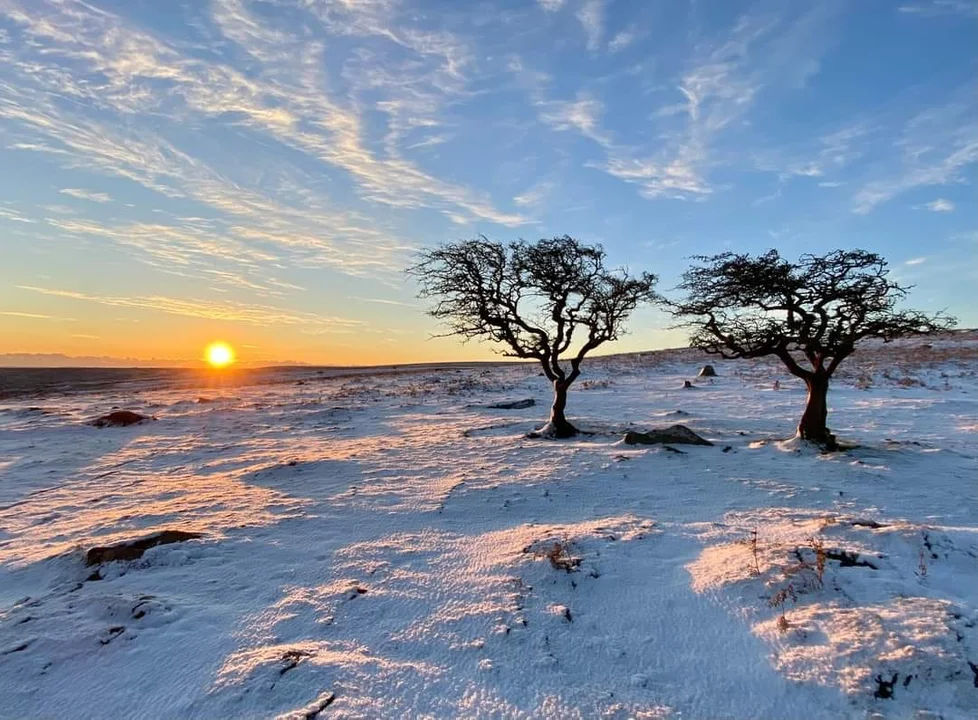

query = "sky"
[0,0,975,367]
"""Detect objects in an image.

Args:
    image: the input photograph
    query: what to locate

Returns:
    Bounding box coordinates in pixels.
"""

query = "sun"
[205,341,236,368]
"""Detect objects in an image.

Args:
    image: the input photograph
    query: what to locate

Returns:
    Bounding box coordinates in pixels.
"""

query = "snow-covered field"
[1,337,977,719]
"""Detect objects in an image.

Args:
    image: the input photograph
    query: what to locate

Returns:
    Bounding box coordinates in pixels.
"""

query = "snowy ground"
[1,336,976,719]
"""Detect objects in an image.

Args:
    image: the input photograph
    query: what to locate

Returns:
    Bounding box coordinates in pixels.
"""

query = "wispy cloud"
[905,257,928,265]
[529,5,841,201]
[0,310,63,320]
[538,93,611,147]
[0,0,527,289]
[18,285,362,331]
[577,0,605,51]
[608,28,637,54]
[923,198,955,212]
[59,188,112,203]
[537,0,566,11]
[853,87,978,213]
[897,1,978,17]
[351,297,418,308]
[0,207,35,223]
[513,180,555,208]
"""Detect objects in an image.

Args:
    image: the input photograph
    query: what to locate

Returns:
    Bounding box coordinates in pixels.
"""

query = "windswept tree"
[409,236,657,438]
[672,249,954,448]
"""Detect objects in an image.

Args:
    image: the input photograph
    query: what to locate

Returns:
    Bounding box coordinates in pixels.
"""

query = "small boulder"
[488,398,535,410]
[698,365,717,377]
[90,410,151,428]
[85,530,203,566]
[623,424,713,447]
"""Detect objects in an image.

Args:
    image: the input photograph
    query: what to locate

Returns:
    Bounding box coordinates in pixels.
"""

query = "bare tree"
[409,236,657,437]
[671,249,954,448]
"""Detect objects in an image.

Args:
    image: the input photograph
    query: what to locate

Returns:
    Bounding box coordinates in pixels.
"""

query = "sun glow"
[205,341,236,368]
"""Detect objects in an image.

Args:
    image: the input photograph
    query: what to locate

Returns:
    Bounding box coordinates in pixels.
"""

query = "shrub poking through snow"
[541,541,581,573]
[769,584,797,633]
[746,528,761,576]
[810,536,827,588]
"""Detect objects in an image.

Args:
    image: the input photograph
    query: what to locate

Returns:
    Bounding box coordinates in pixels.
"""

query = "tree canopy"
[673,249,953,378]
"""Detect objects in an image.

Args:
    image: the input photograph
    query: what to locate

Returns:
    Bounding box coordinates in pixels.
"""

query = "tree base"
[527,420,579,439]
[795,429,838,451]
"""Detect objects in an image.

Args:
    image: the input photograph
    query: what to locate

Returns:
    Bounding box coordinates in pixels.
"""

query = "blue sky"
[0,0,975,365]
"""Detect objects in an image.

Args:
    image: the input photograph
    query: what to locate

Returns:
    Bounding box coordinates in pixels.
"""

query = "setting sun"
[205,342,235,368]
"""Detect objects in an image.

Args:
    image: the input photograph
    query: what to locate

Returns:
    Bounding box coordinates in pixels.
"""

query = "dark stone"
[851,519,887,529]
[90,410,150,428]
[682,380,693,389]
[623,425,713,447]
[873,673,898,699]
[85,530,203,566]
[99,626,125,645]
[488,398,535,410]
[825,549,877,569]
[698,365,717,377]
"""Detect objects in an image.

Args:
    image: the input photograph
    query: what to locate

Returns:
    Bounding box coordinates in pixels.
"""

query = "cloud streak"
[529,5,842,201]
[577,0,605,52]
[18,285,363,331]
[924,198,955,212]
[59,188,112,203]
[853,87,978,214]
[0,0,526,295]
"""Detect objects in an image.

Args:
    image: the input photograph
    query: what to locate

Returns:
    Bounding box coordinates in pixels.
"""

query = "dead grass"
[535,541,582,573]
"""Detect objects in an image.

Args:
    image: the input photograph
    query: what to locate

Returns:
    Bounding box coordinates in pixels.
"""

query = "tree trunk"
[797,374,835,448]
[548,380,578,438]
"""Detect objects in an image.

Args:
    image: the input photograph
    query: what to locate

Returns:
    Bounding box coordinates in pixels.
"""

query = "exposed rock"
[90,410,151,428]
[874,672,899,699]
[825,548,878,569]
[99,626,125,646]
[623,425,713,447]
[851,519,888,529]
[698,364,717,377]
[1,642,30,655]
[85,530,203,566]
[488,398,535,410]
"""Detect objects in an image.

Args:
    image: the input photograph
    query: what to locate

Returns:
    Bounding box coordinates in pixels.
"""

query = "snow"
[1,336,977,718]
